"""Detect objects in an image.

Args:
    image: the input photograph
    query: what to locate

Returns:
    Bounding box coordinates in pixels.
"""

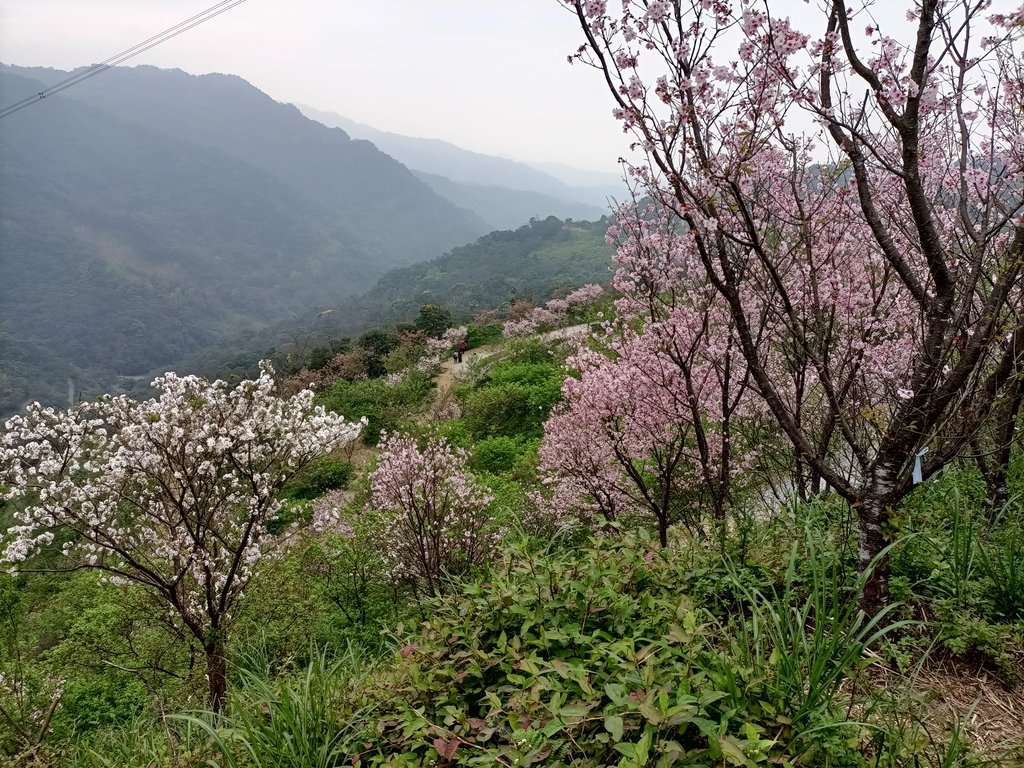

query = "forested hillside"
[352,215,613,324]
[0,66,486,414]
[171,215,615,383]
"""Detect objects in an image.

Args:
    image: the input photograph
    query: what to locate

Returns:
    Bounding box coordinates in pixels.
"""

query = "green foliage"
[977,523,1024,623]
[887,467,1024,685]
[722,538,912,760]
[67,716,212,768]
[337,530,932,766]
[358,328,402,378]
[302,530,407,653]
[280,457,353,500]
[465,323,503,349]
[51,676,147,741]
[318,372,433,445]
[415,304,453,338]
[470,436,539,476]
[459,357,564,440]
[461,386,544,440]
[174,646,368,768]
[308,338,352,371]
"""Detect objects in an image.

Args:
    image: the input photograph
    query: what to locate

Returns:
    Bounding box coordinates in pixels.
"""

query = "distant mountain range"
[0,64,619,414]
[0,64,486,413]
[298,106,622,229]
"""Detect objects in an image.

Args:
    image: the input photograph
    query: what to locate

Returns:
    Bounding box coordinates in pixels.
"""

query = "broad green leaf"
[604,714,624,741]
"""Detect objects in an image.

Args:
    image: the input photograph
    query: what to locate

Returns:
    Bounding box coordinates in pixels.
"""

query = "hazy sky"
[1,1,1002,175]
[0,0,633,174]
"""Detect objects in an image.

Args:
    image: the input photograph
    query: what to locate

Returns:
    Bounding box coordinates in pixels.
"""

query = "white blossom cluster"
[0,363,362,639]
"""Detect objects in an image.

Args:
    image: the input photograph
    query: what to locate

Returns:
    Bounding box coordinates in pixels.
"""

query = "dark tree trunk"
[205,635,228,713]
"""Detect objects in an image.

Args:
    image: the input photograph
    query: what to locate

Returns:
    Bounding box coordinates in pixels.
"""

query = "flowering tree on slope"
[0,364,363,710]
[566,0,1024,611]
[369,432,496,598]
[540,206,757,544]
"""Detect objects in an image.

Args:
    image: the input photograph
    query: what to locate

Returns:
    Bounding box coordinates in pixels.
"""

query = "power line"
[0,0,248,120]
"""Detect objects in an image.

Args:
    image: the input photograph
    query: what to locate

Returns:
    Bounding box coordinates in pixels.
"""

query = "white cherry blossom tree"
[0,363,362,710]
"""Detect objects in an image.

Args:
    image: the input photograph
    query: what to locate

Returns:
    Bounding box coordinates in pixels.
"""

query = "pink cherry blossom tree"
[565,0,1024,612]
[539,204,756,545]
[0,364,363,710]
[503,284,605,337]
[369,432,496,598]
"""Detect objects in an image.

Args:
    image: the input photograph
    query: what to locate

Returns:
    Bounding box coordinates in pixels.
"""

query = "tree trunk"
[856,492,892,616]
[205,634,228,713]
[979,384,1023,524]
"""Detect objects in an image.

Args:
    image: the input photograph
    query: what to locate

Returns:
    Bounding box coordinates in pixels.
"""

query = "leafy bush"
[51,675,147,740]
[469,436,538,476]
[319,373,434,445]
[280,456,353,500]
[348,531,919,766]
[460,360,563,440]
[465,322,503,349]
[357,328,401,378]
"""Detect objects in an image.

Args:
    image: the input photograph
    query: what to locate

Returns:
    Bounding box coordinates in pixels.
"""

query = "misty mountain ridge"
[0,63,617,415]
[297,105,623,224]
[0,64,484,413]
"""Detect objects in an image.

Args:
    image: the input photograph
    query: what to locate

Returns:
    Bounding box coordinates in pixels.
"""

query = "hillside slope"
[6,65,486,265]
[0,67,486,413]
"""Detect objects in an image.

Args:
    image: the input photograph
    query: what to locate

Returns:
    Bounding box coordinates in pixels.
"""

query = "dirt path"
[433,324,590,400]
[432,348,483,408]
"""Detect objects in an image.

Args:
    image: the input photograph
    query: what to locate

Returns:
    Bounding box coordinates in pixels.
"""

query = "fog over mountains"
[297,106,622,230]
[0,64,619,414]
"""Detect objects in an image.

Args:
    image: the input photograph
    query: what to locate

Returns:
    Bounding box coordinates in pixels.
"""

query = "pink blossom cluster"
[502,284,604,338]
[368,431,497,595]
[559,0,1024,554]
[385,326,468,387]
[426,326,468,353]
[309,488,356,538]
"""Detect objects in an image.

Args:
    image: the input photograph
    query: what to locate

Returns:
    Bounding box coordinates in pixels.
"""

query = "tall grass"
[726,534,914,754]
[978,525,1024,622]
[173,645,370,768]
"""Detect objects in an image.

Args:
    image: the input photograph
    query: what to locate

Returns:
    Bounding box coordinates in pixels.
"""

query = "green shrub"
[280,457,353,500]
[470,436,537,475]
[461,384,542,439]
[465,323,503,349]
[318,373,433,445]
[460,360,563,441]
[343,531,925,766]
[51,675,147,739]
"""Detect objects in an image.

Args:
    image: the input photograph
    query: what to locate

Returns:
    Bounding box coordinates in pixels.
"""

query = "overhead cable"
[0,0,248,120]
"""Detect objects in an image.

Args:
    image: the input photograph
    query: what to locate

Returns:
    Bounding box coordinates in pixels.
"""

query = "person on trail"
[457,340,467,363]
